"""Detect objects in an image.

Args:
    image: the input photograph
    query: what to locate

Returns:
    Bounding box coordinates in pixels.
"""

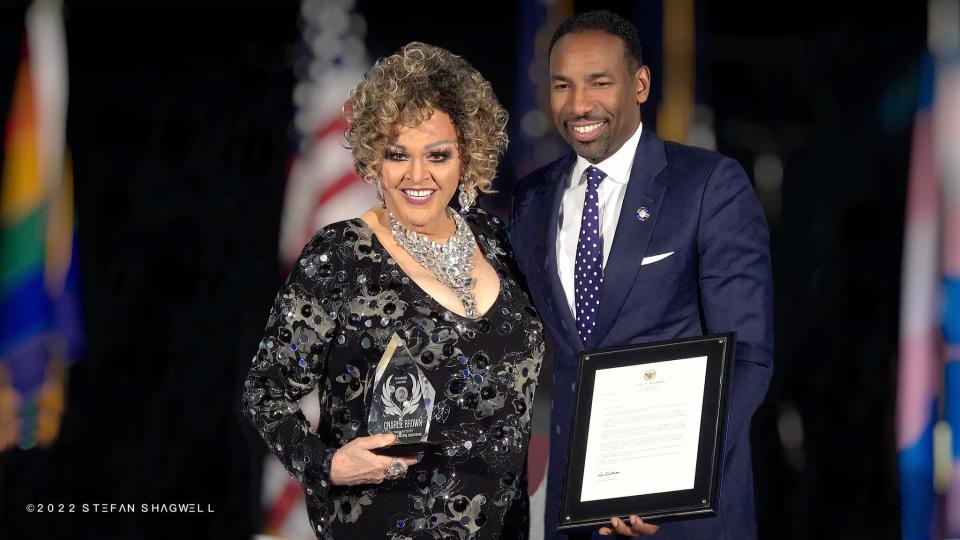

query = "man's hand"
[598,515,659,536]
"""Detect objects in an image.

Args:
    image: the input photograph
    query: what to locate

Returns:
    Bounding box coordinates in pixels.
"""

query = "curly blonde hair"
[344,42,509,196]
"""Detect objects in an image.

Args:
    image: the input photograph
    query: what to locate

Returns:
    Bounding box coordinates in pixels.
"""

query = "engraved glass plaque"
[368,333,436,455]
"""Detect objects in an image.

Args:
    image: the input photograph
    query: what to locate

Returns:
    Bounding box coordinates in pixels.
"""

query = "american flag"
[261,1,372,538]
[278,0,374,268]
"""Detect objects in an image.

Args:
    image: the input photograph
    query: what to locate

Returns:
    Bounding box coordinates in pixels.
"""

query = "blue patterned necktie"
[575,166,606,348]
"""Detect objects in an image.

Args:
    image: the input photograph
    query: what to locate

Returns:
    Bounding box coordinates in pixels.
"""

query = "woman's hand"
[329,433,419,486]
[599,515,660,536]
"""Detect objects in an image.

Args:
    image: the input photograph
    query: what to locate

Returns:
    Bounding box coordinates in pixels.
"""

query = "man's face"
[549,31,650,164]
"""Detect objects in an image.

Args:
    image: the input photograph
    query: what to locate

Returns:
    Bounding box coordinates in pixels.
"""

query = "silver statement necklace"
[388,208,479,318]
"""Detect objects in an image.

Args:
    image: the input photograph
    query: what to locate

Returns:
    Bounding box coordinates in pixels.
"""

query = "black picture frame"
[557,332,736,534]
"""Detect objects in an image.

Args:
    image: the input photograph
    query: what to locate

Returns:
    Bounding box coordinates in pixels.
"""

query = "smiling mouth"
[569,120,607,142]
[400,188,438,205]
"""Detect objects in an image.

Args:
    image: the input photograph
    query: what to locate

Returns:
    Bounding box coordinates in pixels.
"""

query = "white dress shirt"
[556,121,644,318]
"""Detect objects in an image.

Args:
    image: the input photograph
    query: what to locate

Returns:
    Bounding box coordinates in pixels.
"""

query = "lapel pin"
[636,207,651,222]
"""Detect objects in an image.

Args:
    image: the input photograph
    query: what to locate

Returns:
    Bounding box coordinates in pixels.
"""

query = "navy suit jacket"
[509,129,773,540]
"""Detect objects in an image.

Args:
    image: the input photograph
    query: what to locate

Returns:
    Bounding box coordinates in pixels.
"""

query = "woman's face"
[379,109,461,236]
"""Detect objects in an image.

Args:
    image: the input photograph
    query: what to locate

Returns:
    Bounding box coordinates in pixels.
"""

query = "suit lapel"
[592,130,668,346]
[528,152,580,353]
[544,153,580,350]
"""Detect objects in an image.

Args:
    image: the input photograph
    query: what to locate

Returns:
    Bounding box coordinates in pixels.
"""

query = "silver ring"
[385,458,408,480]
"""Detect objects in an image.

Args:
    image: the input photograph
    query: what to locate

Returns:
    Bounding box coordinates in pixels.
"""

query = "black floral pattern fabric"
[242,209,544,539]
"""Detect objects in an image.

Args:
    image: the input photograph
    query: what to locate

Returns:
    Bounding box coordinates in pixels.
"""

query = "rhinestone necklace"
[388,209,479,318]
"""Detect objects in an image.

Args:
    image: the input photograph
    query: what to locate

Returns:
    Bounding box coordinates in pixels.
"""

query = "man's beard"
[569,136,611,164]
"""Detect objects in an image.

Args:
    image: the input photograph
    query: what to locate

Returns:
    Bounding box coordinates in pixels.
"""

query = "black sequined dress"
[242,209,544,540]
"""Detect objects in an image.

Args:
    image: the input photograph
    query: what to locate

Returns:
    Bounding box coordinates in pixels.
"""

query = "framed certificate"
[557,333,735,534]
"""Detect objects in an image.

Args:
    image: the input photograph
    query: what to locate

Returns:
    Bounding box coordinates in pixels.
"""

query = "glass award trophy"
[368,332,437,456]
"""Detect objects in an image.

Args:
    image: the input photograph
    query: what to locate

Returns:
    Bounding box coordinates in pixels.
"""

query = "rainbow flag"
[0,1,81,451]
[896,2,960,536]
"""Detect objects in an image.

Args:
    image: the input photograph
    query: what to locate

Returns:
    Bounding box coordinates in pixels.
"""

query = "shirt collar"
[569,121,644,187]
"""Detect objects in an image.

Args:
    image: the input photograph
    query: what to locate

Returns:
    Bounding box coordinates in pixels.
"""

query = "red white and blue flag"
[263,1,372,539]
[896,1,960,537]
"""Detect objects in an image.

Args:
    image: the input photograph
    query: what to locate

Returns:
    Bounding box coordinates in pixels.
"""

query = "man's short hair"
[548,10,644,72]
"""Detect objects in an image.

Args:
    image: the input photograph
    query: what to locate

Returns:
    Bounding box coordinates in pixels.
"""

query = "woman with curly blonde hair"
[243,41,545,539]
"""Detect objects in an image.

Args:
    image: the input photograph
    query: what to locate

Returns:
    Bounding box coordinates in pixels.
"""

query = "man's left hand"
[598,515,659,536]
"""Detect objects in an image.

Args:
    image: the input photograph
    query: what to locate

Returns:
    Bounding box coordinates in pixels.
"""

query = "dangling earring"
[458,182,476,214]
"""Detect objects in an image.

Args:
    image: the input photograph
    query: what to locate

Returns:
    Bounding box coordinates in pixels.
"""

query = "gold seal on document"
[644,369,657,381]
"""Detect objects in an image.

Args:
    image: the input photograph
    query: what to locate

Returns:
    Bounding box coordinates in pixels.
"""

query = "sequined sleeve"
[242,227,340,502]
[465,209,524,288]
[462,209,511,259]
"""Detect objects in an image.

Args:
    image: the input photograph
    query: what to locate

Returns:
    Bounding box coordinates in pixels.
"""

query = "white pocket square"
[641,251,675,265]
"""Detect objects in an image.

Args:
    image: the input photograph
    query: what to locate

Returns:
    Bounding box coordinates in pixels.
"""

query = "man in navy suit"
[509,11,773,539]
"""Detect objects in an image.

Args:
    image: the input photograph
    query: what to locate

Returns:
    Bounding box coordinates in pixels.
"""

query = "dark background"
[0,0,925,538]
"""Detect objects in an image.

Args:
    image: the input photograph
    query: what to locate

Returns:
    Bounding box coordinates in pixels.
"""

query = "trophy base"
[372,441,438,457]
